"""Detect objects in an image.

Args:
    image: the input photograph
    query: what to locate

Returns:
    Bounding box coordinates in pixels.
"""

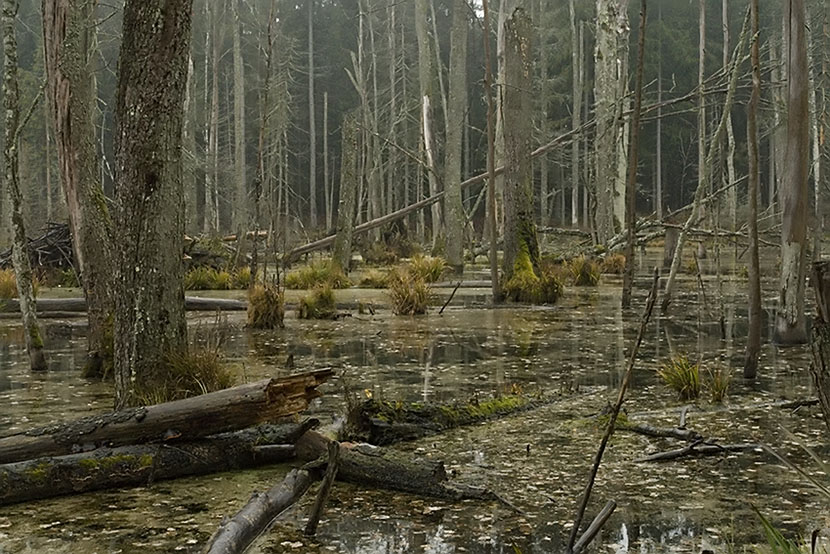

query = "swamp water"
[0,251,828,553]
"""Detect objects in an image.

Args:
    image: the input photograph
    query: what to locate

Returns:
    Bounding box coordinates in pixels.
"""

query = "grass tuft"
[359,269,390,289]
[705,366,731,403]
[409,255,447,283]
[247,283,285,329]
[601,253,626,274]
[135,348,236,405]
[658,355,701,401]
[232,266,253,289]
[298,284,338,319]
[387,267,430,315]
[567,255,601,286]
[285,259,352,290]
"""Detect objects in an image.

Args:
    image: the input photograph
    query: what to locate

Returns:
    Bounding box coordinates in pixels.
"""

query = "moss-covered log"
[296,431,493,501]
[0,422,313,506]
[0,369,333,464]
[345,394,554,445]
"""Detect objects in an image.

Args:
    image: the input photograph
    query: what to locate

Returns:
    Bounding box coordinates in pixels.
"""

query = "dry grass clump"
[387,267,430,315]
[135,348,236,405]
[285,259,352,290]
[567,255,601,286]
[298,285,338,319]
[409,254,447,283]
[184,267,236,290]
[601,253,626,274]
[247,283,285,329]
[705,366,731,403]
[232,266,253,289]
[359,269,390,289]
[0,268,40,298]
[658,355,701,401]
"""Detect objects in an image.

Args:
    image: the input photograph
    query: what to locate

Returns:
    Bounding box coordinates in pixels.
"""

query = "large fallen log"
[204,468,316,554]
[296,430,494,500]
[345,394,559,445]
[0,369,333,464]
[0,296,246,313]
[0,422,312,506]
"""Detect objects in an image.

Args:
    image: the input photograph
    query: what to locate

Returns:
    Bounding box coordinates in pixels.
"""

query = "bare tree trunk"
[744,0,762,378]
[323,91,331,231]
[775,0,810,345]
[307,0,316,229]
[570,0,581,228]
[656,4,663,220]
[232,0,247,230]
[113,0,192,407]
[183,55,198,235]
[722,0,737,233]
[332,113,358,273]
[42,0,115,376]
[481,0,501,302]
[444,0,467,274]
[502,7,539,281]
[3,0,47,371]
[622,0,647,310]
[697,0,707,224]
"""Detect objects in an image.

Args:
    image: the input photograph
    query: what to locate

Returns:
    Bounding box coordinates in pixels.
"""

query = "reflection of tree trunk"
[3,0,47,371]
[444,0,467,273]
[502,7,539,280]
[774,0,810,345]
[43,0,114,375]
[113,0,192,407]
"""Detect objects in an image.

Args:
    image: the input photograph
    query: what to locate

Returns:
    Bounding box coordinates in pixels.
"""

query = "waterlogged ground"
[0,248,828,553]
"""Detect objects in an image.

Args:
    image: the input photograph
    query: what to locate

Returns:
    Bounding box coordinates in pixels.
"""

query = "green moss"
[24,462,51,484]
[29,327,44,349]
[503,242,562,304]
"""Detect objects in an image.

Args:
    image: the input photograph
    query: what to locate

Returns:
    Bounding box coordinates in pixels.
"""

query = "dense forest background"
[0,0,826,246]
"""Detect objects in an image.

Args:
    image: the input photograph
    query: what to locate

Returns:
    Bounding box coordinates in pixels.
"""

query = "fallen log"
[296,431,494,500]
[0,296,246,313]
[0,369,333,464]
[617,422,703,442]
[203,468,316,554]
[635,441,761,462]
[0,422,312,506]
[345,394,558,445]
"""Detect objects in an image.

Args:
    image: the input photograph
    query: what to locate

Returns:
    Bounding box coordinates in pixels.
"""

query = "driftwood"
[0,422,310,506]
[345,395,556,445]
[810,261,830,434]
[296,431,494,500]
[304,440,340,536]
[617,422,703,442]
[635,441,761,462]
[0,370,333,464]
[0,296,246,313]
[203,468,316,554]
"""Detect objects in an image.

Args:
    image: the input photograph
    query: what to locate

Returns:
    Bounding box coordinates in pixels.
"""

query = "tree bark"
[113,0,195,407]
[502,7,539,281]
[775,0,810,345]
[744,0,762,378]
[0,423,306,506]
[481,0,501,302]
[810,261,830,433]
[307,0,317,230]
[332,113,358,273]
[3,0,47,371]
[444,0,467,274]
[232,0,247,230]
[42,0,115,376]
[0,370,332,464]
[621,0,647,310]
[570,0,581,228]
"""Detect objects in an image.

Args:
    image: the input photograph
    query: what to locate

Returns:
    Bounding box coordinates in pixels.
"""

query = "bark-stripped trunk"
[204,2,220,234]
[332,113,358,273]
[594,0,630,244]
[307,0,316,229]
[722,0,737,233]
[3,0,47,371]
[113,0,192,407]
[621,0,647,310]
[444,0,467,274]
[323,91,331,231]
[42,0,114,375]
[481,0,501,301]
[502,7,539,280]
[232,0,247,230]
[775,0,810,345]
[414,0,441,247]
[183,55,198,235]
[744,0,762,378]
[569,0,581,228]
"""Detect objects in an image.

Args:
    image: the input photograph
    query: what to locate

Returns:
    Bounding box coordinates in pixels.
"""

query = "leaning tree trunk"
[443,0,467,274]
[775,0,810,345]
[744,0,762,378]
[502,7,539,281]
[42,0,115,377]
[3,0,47,371]
[332,113,358,273]
[113,0,193,408]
